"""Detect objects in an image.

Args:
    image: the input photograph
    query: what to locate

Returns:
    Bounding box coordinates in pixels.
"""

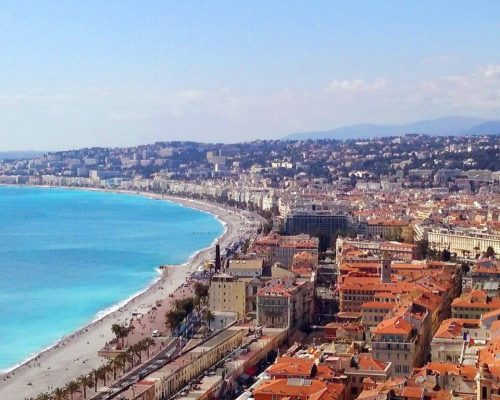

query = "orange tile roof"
[267,357,315,378]
[418,362,478,380]
[315,365,335,380]
[373,316,412,336]
[357,354,388,372]
[433,318,481,339]
[401,386,424,399]
[254,379,345,400]
[451,295,500,309]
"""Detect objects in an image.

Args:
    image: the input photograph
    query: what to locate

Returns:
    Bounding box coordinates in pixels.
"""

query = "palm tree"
[111,323,129,348]
[35,394,51,400]
[111,323,122,346]
[65,380,80,400]
[142,337,155,358]
[96,365,108,387]
[126,348,135,368]
[203,309,215,330]
[104,362,114,384]
[78,374,94,399]
[132,343,143,364]
[52,387,66,400]
[115,352,128,372]
[126,347,135,368]
[112,356,125,379]
[90,368,99,392]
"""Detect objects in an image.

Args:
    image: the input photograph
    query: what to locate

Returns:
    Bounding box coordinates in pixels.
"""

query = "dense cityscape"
[1,133,499,400]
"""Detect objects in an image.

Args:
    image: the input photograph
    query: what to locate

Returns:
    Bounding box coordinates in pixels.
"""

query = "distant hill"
[284,116,500,140]
[0,151,44,160]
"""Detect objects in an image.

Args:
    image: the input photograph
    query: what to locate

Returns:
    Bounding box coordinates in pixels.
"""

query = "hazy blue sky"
[1,1,499,150]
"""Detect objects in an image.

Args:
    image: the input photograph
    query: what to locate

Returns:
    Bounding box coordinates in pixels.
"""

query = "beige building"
[451,290,500,319]
[371,316,416,376]
[256,277,313,329]
[227,258,263,277]
[249,233,319,269]
[149,328,245,400]
[426,226,500,259]
[371,303,431,377]
[364,219,409,240]
[430,318,487,363]
[208,273,246,318]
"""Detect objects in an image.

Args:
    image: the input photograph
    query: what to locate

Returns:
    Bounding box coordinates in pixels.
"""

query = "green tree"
[486,246,495,258]
[441,249,451,262]
[90,369,99,392]
[52,387,66,400]
[78,374,94,399]
[416,239,429,259]
[96,365,107,387]
[111,323,130,348]
[127,348,136,368]
[112,355,126,379]
[203,309,215,330]
[194,282,209,306]
[142,337,155,358]
[132,343,143,364]
[65,380,80,400]
[166,308,186,331]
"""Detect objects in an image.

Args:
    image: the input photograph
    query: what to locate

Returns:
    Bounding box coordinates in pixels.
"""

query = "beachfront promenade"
[0,192,264,400]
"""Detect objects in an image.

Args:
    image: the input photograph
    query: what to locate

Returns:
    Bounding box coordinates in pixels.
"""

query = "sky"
[0,1,499,150]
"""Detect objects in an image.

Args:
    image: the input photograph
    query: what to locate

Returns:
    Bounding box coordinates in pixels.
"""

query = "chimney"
[215,244,221,272]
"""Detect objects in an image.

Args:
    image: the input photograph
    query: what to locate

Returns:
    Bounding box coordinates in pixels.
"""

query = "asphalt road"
[90,337,181,400]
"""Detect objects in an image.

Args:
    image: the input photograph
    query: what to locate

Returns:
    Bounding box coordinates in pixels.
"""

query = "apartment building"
[226,258,264,278]
[335,237,418,265]
[149,328,245,400]
[430,318,487,363]
[426,226,500,258]
[362,219,410,240]
[282,210,350,237]
[253,379,346,400]
[371,316,416,376]
[250,233,319,269]
[451,290,500,319]
[256,278,313,329]
[208,273,246,318]
[471,259,500,287]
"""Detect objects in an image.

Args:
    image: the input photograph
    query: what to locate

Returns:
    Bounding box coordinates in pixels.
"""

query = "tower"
[476,363,492,400]
[380,253,391,283]
[215,244,221,272]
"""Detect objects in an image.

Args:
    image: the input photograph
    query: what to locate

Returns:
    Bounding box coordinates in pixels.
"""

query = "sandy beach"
[0,189,262,399]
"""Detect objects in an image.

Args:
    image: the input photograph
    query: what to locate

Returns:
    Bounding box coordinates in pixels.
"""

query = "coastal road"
[90,337,181,400]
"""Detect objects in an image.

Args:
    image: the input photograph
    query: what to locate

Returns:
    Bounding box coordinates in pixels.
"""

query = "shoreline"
[0,185,259,398]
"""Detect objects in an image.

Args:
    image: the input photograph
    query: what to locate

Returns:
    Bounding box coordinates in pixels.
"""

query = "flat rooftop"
[193,329,242,353]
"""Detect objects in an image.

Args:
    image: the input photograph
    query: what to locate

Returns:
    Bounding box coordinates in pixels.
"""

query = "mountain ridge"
[284,116,500,140]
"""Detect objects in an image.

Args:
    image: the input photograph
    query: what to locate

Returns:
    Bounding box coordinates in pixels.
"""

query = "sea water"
[0,186,223,371]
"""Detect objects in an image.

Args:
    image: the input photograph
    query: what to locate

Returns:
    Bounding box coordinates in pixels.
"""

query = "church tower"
[380,253,391,283]
[476,362,492,400]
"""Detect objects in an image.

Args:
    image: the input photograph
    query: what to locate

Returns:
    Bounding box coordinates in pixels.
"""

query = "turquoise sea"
[0,186,223,371]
